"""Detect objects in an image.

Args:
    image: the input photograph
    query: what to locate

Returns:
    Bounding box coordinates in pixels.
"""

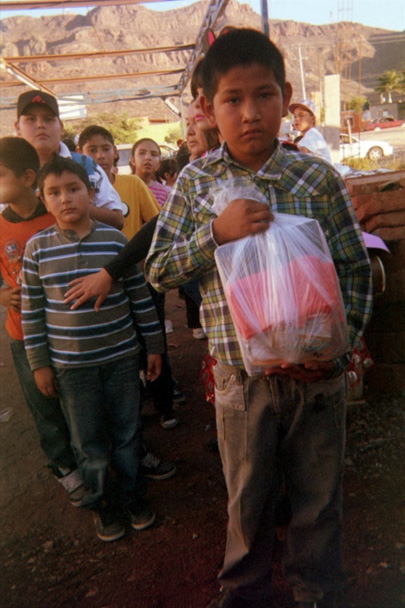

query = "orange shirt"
[0,203,54,340]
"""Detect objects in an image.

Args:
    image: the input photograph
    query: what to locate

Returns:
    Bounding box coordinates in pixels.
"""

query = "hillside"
[1,0,404,134]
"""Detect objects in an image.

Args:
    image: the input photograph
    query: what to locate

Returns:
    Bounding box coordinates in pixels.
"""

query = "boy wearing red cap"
[15,90,125,230]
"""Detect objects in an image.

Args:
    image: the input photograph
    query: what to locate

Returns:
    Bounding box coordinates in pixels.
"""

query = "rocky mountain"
[1,0,404,134]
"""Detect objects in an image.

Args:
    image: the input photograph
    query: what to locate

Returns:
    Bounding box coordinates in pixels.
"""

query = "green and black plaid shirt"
[146,141,372,369]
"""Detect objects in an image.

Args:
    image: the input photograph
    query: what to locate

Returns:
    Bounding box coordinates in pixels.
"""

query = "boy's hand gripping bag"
[212,184,349,375]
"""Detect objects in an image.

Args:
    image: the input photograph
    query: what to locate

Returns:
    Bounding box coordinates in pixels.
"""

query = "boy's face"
[293,109,316,134]
[0,163,34,206]
[80,134,117,176]
[15,106,63,163]
[201,63,292,172]
[41,170,94,231]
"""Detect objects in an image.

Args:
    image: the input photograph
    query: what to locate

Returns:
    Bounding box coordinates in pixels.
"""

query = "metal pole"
[298,45,307,99]
[261,0,269,38]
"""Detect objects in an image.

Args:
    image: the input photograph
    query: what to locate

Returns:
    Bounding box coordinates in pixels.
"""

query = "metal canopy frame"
[0,0,231,114]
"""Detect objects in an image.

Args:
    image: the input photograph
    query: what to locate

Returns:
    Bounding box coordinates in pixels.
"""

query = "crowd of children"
[0,27,373,608]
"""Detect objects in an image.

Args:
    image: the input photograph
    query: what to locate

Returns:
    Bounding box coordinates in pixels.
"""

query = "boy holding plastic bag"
[146,29,372,608]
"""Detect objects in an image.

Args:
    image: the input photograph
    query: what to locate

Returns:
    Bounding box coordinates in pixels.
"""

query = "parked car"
[363,117,405,131]
[340,134,393,161]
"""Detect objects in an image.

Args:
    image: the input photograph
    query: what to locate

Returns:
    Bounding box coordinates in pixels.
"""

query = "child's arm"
[124,265,165,374]
[89,206,124,230]
[63,216,159,310]
[212,198,273,245]
[0,285,21,311]
[21,241,54,378]
[146,176,272,292]
[34,366,59,398]
[146,354,162,383]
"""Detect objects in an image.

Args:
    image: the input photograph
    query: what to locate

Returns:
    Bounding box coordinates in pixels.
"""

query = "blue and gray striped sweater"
[22,221,164,370]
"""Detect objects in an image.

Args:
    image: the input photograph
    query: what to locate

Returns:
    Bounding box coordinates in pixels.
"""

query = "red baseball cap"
[17,90,59,118]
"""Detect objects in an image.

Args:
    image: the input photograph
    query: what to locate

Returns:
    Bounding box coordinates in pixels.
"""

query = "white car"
[340,134,393,162]
[116,143,176,174]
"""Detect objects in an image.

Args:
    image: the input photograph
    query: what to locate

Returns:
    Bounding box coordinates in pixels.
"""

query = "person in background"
[289,99,333,164]
[130,138,169,207]
[14,90,125,230]
[77,125,180,431]
[0,137,84,505]
[145,28,372,608]
[22,156,165,542]
[77,125,160,240]
[157,158,178,189]
[181,102,208,341]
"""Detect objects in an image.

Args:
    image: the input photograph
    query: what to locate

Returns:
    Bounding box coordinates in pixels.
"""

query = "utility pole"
[298,45,307,99]
[261,0,269,38]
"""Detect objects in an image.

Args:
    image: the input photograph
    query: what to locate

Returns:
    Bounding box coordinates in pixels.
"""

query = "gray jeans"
[213,360,346,603]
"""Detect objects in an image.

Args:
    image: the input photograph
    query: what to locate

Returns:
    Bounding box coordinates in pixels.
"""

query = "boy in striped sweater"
[22,156,164,542]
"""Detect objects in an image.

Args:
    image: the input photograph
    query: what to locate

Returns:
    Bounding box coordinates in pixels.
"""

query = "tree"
[348,96,367,113]
[375,69,403,103]
[65,111,142,144]
[164,126,183,145]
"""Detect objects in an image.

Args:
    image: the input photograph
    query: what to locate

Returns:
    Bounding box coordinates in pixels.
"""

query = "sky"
[1,0,404,31]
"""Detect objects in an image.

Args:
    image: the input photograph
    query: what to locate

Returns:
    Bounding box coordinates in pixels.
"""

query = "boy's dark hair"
[157,158,177,181]
[78,125,115,150]
[38,156,91,194]
[0,137,40,188]
[201,28,286,102]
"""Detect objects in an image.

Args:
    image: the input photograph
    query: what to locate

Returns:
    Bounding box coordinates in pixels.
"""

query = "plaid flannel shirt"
[146,141,372,369]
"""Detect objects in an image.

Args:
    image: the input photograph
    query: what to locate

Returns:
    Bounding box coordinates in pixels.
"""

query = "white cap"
[289,99,317,117]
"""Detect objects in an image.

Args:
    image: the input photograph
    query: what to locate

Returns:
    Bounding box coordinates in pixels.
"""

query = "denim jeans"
[213,361,346,603]
[55,355,143,509]
[10,338,76,472]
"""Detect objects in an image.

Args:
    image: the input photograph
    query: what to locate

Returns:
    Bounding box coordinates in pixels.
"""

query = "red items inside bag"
[215,212,349,374]
[226,255,343,340]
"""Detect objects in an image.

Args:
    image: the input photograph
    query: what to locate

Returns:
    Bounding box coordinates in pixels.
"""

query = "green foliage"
[375,69,403,103]
[62,124,77,141]
[348,96,367,113]
[343,155,405,172]
[164,126,183,145]
[66,112,142,144]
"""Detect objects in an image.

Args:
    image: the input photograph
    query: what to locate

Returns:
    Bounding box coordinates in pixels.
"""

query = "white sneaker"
[192,328,207,340]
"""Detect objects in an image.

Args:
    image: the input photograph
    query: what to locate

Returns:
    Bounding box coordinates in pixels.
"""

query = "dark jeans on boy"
[10,338,77,473]
[55,355,144,510]
[213,361,347,603]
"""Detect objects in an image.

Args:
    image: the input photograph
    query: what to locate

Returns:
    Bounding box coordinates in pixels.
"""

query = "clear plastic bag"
[213,188,349,374]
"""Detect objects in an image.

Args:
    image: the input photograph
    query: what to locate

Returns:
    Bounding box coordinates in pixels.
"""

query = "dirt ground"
[0,290,404,608]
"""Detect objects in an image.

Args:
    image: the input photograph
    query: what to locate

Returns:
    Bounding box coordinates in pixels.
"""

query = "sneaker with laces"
[140,448,177,480]
[172,378,186,405]
[55,468,87,507]
[192,327,207,340]
[129,497,156,530]
[160,413,179,429]
[93,505,125,542]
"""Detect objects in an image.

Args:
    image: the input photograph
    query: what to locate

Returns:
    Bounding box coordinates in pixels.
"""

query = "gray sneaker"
[129,498,156,531]
[55,468,86,507]
[140,449,176,480]
[93,506,125,542]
